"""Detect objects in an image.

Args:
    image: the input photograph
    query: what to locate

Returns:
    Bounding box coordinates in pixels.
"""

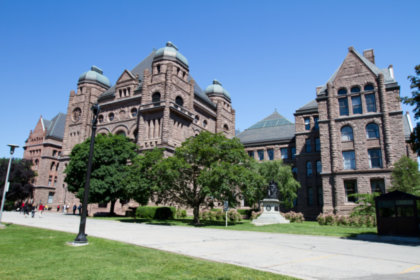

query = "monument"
[252,181,290,226]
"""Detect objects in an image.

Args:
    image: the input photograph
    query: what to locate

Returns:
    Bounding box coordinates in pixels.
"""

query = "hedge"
[136,206,176,220]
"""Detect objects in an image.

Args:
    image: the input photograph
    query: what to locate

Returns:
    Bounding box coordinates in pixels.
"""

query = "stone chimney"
[388,65,394,79]
[363,49,375,64]
[316,86,323,95]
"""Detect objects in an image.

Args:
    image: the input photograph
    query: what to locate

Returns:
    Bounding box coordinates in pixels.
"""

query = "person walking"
[73,204,77,215]
[78,204,82,215]
[20,202,25,214]
[38,204,44,218]
[57,205,60,212]
[31,204,35,218]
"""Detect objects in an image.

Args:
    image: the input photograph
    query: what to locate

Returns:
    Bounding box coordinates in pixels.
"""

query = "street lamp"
[73,104,100,244]
[0,144,19,228]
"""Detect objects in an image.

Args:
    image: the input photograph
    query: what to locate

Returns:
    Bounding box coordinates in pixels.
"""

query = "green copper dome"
[78,66,111,88]
[205,80,231,99]
[153,41,189,68]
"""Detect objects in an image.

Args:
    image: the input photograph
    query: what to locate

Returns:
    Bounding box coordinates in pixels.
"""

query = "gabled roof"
[295,100,318,115]
[317,47,397,96]
[237,111,295,145]
[45,113,66,140]
[98,50,216,108]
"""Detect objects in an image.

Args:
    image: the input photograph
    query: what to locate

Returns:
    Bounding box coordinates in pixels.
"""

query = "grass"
[93,216,377,238]
[0,224,295,280]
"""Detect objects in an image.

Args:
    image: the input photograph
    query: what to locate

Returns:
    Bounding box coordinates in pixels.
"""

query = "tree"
[153,132,263,225]
[402,64,420,155]
[391,156,420,196]
[0,158,35,205]
[65,134,138,215]
[124,148,164,205]
[257,160,300,209]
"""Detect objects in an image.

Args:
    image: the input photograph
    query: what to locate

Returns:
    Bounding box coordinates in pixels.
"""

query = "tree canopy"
[391,156,420,196]
[402,64,420,155]
[65,133,138,214]
[152,132,263,224]
[257,160,300,208]
[0,158,35,204]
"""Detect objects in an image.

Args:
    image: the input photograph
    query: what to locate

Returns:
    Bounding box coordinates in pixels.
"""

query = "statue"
[267,180,278,199]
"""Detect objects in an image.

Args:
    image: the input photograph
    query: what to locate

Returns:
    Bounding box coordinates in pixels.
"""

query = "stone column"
[327,83,338,213]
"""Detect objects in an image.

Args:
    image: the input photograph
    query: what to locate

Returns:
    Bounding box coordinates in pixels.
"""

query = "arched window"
[50,162,55,171]
[116,131,126,137]
[341,125,353,141]
[350,86,361,93]
[152,92,161,103]
[56,163,59,171]
[108,113,114,121]
[194,115,199,123]
[223,124,229,132]
[98,115,104,123]
[175,96,184,107]
[203,120,208,128]
[366,123,379,139]
[338,88,347,95]
[364,84,374,91]
[131,108,138,117]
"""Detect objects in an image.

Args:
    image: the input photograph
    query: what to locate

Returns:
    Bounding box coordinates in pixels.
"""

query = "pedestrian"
[20,202,25,214]
[23,204,29,217]
[39,204,44,217]
[78,204,82,215]
[31,204,35,218]
[73,204,77,215]
[57,205,60,212]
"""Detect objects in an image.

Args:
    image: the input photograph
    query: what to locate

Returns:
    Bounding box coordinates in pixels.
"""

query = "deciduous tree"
[391,156,420,196]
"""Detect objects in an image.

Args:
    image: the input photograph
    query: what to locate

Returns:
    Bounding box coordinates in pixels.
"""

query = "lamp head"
[91,104,100,116]
[7,144,19,155]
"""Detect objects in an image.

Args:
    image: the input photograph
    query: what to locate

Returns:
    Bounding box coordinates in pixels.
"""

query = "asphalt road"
[2,211,420,280]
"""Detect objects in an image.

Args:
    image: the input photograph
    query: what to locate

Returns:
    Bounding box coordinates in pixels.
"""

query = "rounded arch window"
[350,86,361,93]
[108,113,114,121]
[50,162,55,170]
[116,130,126,137]
[131,108,138,117]
[72,107,82,122]
[364,84,374,91]
[203,120,208,128]
[194,115,199,123]
[152,92,161,103]
[366,123,379,139]
[175,96,184,107]
[341,125,353,141]
[223,124,229,132]
[98,114,104,123]
[338,88,347,95]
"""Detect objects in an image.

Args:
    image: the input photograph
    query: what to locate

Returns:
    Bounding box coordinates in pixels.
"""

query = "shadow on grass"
[117,218,244,227]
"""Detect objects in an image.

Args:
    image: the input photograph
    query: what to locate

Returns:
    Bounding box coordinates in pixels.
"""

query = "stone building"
[24,42,235,213]
[238,47,415,218]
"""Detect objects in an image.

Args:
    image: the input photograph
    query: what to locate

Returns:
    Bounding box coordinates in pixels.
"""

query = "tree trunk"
[110,200,116,216]
[193,205,200,225]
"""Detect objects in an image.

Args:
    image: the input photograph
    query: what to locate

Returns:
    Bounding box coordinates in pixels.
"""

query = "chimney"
[388,65,394,79]
[316,86,323,95]
[363,49,375,64]
[406,111,413,132]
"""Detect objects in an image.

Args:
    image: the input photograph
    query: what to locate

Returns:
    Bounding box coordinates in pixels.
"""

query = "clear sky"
[1,0,419,158]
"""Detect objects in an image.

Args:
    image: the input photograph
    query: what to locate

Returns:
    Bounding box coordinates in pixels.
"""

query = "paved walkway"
[2,211,420,280]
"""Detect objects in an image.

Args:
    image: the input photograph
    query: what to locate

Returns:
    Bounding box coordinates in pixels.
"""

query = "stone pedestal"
[252,198,289,226]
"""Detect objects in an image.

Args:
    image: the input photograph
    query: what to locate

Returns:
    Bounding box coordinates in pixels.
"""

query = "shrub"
[135,206,176,220]
[176,208,187,218]
[227,209,242,222]
[237,209,253,219]
[283,211,304,223]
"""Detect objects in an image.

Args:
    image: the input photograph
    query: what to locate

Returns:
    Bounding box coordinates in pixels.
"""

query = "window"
[304,117,310,130]
[280,148,288,159]
[366,123,379,139]
[108,113,114,121]
[48,176,52,186]
[54,176,57,186]
[368,148,382,168]
[267,149,274,160]
[317,185,323,206]
[175,96,184,107]
[98,115,104,123]
[365,94,376,112]
[343,151,356,170]
[203,120,208,128]
[223,124,229,132]
[315,137,320,152]
[291,147,296,159]
[194,115,199,123]
[338,88,347,95]
[341,126,353,141]
[339,98,349,116]
[306,161,313,177]
[364,84,374,91]
[314,116,319,130]
[305,139,312,153]
[116,131,126,137]
[307,187,314,206]
[344,180,357,202]
[316,160,322,175]
[257,150,264,161]
[131,108,138,117]
[50,162,55,171]
[48,192,54,204]
[152,92,161,103]
[292,167,297,179]
[52,150,57,156]
[248,151,254,158]
[56,163,59,171]
[352,96,362,114]
[371,179,385,194]
[351,86,361,93]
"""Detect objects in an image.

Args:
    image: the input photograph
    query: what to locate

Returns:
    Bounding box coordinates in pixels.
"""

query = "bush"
[227,209,242,222]
[176,208,187,218]
[283,211,304,223]
[316,213,376,227]
[237,209,253,219]
[136,206,176,220]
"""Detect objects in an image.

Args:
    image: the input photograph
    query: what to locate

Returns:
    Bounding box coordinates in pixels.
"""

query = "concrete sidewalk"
[2,211,420,280]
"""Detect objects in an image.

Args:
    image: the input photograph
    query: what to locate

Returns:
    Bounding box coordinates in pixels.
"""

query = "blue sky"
[1,0,419,158]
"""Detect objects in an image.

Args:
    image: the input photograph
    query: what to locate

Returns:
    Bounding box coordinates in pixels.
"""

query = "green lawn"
[93,216,377,238]
[0,224,295,280]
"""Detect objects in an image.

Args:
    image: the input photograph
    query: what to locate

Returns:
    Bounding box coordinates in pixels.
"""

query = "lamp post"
[73,104,100,244]
[0,144,19,228]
